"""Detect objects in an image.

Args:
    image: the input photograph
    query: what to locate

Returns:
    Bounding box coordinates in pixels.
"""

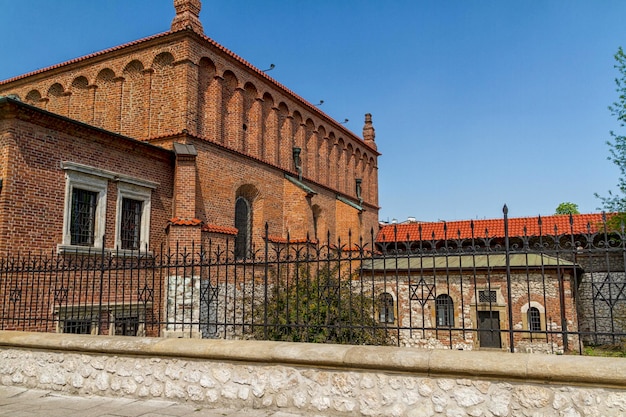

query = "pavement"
[0,386,311,417]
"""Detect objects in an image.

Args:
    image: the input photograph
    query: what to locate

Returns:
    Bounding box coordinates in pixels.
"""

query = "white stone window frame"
[520,301,547,338]
[58,162,158,255]
[114,182,152,255]
[58,168,108,254]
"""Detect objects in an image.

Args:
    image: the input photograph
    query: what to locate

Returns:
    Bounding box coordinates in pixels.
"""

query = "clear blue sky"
[2,1,625,222]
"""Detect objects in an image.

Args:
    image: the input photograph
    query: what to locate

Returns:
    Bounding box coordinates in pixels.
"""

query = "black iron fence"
[1,211,625,354]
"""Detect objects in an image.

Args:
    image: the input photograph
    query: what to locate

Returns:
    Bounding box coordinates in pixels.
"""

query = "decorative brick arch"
[121,60,146,138]
[262,92,278,165]
[69,76,92,124]
[94,68,119,132]
[278,102,292,170]
[243,82,260,156]
[222,71,241,149]
[47,82,67,116]
[150,52,176,137]
[24,90,42,107]
[197,57,218,139]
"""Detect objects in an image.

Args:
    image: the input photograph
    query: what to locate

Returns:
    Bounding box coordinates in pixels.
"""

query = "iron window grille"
[527,307,542,332]
[70,188,97,246]
[479,290,497,303]
[63,318,92,334]
[378,293,395,323]
[120,198,143,250]
[114,316,139,336]
[436,294,454,327]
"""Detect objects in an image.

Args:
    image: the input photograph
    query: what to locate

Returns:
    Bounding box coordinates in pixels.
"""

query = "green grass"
[583,344,626,357]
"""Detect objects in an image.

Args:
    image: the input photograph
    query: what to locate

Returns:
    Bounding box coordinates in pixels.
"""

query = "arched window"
[527,307,541,332]
[235,197,251,259]
[436,294,454,327]
[378,293,395,323]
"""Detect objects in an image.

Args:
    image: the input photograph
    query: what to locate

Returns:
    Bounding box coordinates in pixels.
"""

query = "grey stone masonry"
[1,331,626,416]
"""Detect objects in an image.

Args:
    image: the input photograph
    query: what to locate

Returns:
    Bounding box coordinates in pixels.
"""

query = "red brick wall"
[0,102,174,256]
[0,30,380,244]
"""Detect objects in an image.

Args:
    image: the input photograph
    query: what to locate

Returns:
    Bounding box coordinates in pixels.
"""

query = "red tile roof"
[376,213,613,243]
[203,224,238,236]
[169,217,202,226]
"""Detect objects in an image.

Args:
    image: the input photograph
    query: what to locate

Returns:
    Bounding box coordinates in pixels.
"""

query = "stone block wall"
[1,331,626,416]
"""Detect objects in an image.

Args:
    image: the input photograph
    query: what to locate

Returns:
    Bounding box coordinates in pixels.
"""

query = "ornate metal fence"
[1,210,625,354]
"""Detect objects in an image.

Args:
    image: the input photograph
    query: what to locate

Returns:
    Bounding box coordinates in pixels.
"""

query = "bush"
[251,265,391,345]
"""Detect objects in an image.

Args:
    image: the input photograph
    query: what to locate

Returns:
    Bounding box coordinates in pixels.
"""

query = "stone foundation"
[0,331,625,416]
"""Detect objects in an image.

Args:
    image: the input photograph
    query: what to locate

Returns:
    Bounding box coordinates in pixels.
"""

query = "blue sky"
[2,1,625,222]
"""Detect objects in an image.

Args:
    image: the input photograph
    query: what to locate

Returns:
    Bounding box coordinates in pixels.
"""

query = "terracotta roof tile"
[169,217,202,226]
[202,224,238,236]
[377,213,612,243]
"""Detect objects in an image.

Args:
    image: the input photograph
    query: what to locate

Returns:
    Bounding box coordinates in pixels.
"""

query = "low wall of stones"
[0,331,625,416]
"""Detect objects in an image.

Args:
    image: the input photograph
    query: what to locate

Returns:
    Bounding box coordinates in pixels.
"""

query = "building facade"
[0,0,379,258]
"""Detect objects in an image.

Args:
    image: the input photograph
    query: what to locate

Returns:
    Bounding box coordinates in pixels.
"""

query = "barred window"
[436,294,454,327]
[120,198,143,250]
[114,316,139,336]
[63,318,92,334]
[70,188,98,246]
[378,293,395,323]
[527,307,541,332]
[479,290,497,303]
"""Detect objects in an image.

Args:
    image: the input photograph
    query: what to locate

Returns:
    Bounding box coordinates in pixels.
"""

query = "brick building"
[370,213,621,352]
[0,0,379,258]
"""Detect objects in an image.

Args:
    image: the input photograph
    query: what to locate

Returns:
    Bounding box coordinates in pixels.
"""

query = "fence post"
[263,223,269,340]
[503,205,515,353]
[97,235,106,336]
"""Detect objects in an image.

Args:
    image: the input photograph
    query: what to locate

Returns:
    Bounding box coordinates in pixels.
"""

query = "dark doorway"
[478,311,501,348]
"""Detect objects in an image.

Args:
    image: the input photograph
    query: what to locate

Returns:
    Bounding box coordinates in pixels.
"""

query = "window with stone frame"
[436,294,454,327]
[378,292,395,323]
[70,188,98,246]
[527,307,542,332]
[120,198,143,250]
[521,302,547,336]
[62,318,94,334]
[115,182,152,253]
[60,166,108,253]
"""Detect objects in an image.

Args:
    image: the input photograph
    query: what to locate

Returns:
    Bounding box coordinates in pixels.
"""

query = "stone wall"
[1,331,625,416]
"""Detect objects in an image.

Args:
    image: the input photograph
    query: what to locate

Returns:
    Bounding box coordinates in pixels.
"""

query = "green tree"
[251,265,391,345]
[555,202,580,215]
[597,47,626,216]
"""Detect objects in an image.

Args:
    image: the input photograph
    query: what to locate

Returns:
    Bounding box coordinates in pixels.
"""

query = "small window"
[527,307,541,332]
[478,290,497,303]
[436,294,454,327]
[120,198,143,250]
[70,189,98,246]
[378,293,395,323]
[114,316,139,336]
[63,318,93,334]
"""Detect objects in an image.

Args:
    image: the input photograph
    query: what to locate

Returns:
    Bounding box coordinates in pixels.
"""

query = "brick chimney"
[171,0,204,34]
